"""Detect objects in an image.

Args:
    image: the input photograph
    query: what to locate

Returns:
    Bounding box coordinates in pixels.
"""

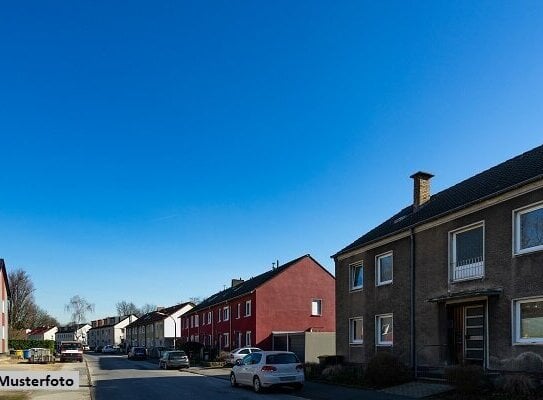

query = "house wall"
[305,332,336,363]
[415,188,543,368]
[257,257,335,350]
[335,236,411,366]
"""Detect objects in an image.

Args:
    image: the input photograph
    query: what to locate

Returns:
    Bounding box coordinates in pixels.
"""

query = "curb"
[184,367,230,381]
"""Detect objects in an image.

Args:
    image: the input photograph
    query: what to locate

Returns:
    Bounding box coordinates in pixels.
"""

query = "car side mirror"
[235,359,242,366]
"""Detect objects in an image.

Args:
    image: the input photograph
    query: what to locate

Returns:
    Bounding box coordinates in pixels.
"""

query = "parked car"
[158,350,190,369]
[128,347,147,360]
[83,344,90,351]
[228,347,262,365]
[230,351,304,393]
[102,345,116,354]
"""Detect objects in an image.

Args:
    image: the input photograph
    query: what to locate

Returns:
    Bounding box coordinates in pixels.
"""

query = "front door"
[447,302,485,366]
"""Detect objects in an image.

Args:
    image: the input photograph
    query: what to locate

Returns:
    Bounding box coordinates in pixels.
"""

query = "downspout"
[410,227,416,376]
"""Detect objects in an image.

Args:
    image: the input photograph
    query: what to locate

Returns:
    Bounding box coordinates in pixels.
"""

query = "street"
[87,354,302,400]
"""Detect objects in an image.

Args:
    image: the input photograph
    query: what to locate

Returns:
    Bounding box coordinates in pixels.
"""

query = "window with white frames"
[450,223,484,281]
[245,300,252,317]
[350,317,363,344]
[246,331,252,346]
[514,203,543,255]
[350,262,363,290]
[376,314,393,346]
[207,311,211,324]
[202,313,205,325]
[311,299,322,316]
[237,332,242,347]
[195,315,199,327]
[237,303,241,319]
[223,306,230,321]
[376,252,393,286]
[514,297,543,343]
[218,309,221,322]
[224,333,229,347]
[190,315,194,328]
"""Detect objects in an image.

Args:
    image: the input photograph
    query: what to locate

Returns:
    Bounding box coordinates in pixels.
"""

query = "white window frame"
[349,317,363,344]
[376,314,393,346]
[190,315,194,328]
[224,332,229,347]
[311,299,322,316]
[376,251,393,286]
[246,331,252,346]
[513,202,543,255]
[218,309,221,322]
[245,300,252,317]
[223,306,230,321]
[349,261,364,291]
[237,303,241,319]
[449,221,485,282]
[513,296,543,344]
[201,313,205,325]
[207,311,212,325]
[237,332,242,347]
[195,314,199,327]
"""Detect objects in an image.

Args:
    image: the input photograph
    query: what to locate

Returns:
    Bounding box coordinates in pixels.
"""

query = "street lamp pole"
[157,312,177,349]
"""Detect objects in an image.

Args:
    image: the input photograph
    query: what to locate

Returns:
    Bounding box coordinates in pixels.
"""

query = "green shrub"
[365,352,411,388]
[9,339,55,353]
[444,364,486,395]
[322,364,364,385]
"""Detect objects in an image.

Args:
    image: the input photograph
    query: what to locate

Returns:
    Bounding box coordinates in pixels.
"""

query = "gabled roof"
[335,144,543,257]
[0,259,11,299]
[57,323,90,333]
[126,302,194,328]
[188,254,331,314]
[88,315,137,330]
[28,326,56,336]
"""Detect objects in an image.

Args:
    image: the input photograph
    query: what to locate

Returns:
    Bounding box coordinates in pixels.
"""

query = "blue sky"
[1,1,542,324]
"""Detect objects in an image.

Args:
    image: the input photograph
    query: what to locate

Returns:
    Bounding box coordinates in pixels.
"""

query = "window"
[350,262,363,290]
[245,300,252,317]
[450,223,484,281]
[224,333,229,347]
[376,314,393,346]
[514,297,543,344]
[218,309,221,322]
[349,317,363,344]
[201,313,205,325]
[246,331,252,346]
[514,203,543,255]
[195,315,199,327]
[311,299,322,316]
[190,315,194,328]
[237,303,241,319]
[207,311,212,325]
[223,306,230,321]
[376,252,393,286]
[237,332,242,347]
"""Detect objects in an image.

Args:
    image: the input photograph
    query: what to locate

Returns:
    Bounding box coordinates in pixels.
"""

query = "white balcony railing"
[451,256,484,281]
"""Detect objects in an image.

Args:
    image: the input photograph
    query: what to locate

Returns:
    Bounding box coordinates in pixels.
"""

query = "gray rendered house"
[333,145,543,375]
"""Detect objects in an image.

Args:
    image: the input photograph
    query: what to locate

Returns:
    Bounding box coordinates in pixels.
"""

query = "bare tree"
[138,304,157,315]
[189,297,202,305]
[31,306,60,327]
[8,269,37,330]
[65,295,94,326]
[115,301,139,316]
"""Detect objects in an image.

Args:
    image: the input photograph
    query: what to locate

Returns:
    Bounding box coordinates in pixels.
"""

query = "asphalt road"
[86,354,302,400]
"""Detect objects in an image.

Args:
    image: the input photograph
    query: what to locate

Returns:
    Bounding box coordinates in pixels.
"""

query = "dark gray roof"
[57,323,89,333]
[126,302,194,328]
[335,144,543,257]
[189,254,330,313]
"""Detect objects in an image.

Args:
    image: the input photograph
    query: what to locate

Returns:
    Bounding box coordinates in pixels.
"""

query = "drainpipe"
[410,227,416,376]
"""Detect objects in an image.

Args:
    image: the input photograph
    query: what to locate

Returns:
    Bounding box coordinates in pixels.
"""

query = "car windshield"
[61,343,81,350]
[265,353,299,364]
[168,351,186,359]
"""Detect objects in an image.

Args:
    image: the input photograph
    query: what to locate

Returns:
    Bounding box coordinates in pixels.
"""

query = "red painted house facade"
[0,259,11,354]
[180,254,335,351]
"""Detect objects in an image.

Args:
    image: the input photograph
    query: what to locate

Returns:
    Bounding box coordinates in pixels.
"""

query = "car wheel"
[253,376,262,393]
[230,373,238,388]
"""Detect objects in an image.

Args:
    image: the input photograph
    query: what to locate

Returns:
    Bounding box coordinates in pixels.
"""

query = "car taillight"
[296,364,303,371]
[261,365,277,372]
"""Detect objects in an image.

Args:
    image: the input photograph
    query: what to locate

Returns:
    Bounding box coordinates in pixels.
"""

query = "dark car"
[128,347,147,360]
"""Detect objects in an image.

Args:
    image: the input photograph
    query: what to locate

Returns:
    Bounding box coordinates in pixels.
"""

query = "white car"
[230,351,304,393]
[228,347,262,365]
[101,345,116,353]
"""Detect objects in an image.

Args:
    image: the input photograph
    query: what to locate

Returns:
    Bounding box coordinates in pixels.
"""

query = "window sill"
[349,342,363,346]
[450,275,484,283]
[376,343,393,347]
[349,288,363,293]
[514,246,543,257]
[376,281,392,287]
[513,341,543,346]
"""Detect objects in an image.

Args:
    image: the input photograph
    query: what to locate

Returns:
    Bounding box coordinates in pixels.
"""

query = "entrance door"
[447,303,485,366]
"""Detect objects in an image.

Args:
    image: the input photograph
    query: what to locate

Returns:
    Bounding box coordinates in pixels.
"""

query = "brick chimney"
[410,171,434,208]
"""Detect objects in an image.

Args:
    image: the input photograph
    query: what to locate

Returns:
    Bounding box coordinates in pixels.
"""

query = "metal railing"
[451,257,484,281]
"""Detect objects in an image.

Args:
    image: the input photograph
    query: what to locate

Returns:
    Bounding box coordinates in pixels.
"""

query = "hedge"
[9,339,55,352]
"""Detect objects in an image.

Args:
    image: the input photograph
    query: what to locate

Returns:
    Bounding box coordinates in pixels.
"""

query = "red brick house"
[0,259,11,354]
[180,254,335,355]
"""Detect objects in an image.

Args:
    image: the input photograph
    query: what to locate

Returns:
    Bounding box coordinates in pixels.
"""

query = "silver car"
[230,351,304,393]
[159,350,190,369]
[228,347,262,365]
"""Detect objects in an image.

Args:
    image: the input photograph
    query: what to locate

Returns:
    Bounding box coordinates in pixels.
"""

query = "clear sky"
[1,1,542,324]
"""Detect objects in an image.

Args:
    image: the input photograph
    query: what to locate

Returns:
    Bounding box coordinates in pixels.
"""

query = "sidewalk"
[185,366,417,400]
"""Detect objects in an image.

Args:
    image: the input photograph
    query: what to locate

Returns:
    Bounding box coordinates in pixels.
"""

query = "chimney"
[231,278,244,288]
[410,171,434,208]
